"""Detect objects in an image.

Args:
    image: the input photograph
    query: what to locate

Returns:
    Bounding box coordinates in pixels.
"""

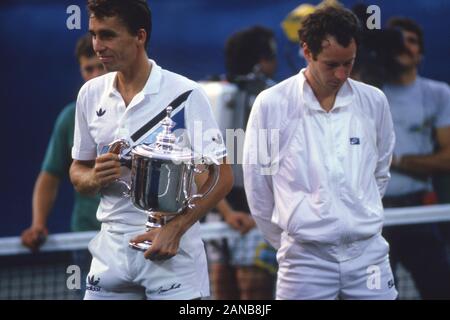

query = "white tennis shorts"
[84,222,210,300]
[276,232,398,300]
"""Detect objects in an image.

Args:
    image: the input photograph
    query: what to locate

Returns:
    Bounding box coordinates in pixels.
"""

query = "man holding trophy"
[70,0,233,300]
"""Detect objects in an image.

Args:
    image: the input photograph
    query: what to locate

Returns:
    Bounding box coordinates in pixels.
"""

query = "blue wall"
[1,0,449,236]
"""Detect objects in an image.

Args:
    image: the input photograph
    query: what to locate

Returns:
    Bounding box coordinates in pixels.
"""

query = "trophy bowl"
[108,107,220,251]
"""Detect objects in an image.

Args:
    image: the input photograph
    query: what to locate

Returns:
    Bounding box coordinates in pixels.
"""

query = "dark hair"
[387,17,424,54]
[225,26,275,80]
[75,33,95,62]
[298,6,361,59]
[87,0,152,48]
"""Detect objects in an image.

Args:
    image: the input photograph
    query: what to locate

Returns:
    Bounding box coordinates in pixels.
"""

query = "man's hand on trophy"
[130,222,183,261]
[92,153,121,188]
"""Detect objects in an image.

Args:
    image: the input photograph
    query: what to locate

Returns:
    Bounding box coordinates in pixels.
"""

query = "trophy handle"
[115,179,131,197]
[103,139,132,196]
[102,138,132,167]
[185,160,220,209]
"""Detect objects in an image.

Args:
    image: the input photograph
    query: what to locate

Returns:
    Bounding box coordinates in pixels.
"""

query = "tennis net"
[1,204,449,300]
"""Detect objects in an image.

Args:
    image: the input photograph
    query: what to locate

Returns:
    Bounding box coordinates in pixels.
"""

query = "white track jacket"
[243,69,395,261]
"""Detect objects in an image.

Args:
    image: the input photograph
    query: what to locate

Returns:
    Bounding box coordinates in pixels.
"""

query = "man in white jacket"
[243,6,397,300]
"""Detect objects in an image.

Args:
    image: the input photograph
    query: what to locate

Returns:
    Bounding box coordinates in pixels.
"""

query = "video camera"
[352,4,409,88]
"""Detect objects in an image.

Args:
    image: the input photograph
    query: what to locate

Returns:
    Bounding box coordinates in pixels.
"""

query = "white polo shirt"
[72,59,226,226]
[243,69,395,261]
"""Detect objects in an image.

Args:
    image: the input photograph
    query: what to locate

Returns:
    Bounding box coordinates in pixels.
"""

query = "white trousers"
[276,233,398,300]
[84,222,210,300]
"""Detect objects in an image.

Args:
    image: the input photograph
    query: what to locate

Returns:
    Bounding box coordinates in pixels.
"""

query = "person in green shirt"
[21,33,105,250]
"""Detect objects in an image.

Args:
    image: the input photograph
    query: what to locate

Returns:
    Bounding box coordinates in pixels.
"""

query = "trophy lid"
[132,107,193,162]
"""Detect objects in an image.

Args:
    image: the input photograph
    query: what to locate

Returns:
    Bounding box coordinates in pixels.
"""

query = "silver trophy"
[107,107,220,251]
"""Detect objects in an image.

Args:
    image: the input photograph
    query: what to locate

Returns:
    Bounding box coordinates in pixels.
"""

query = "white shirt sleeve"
[185,86,227,163]
[243,95,283,249]
[72,86,97,161]
[375,92,396,198]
